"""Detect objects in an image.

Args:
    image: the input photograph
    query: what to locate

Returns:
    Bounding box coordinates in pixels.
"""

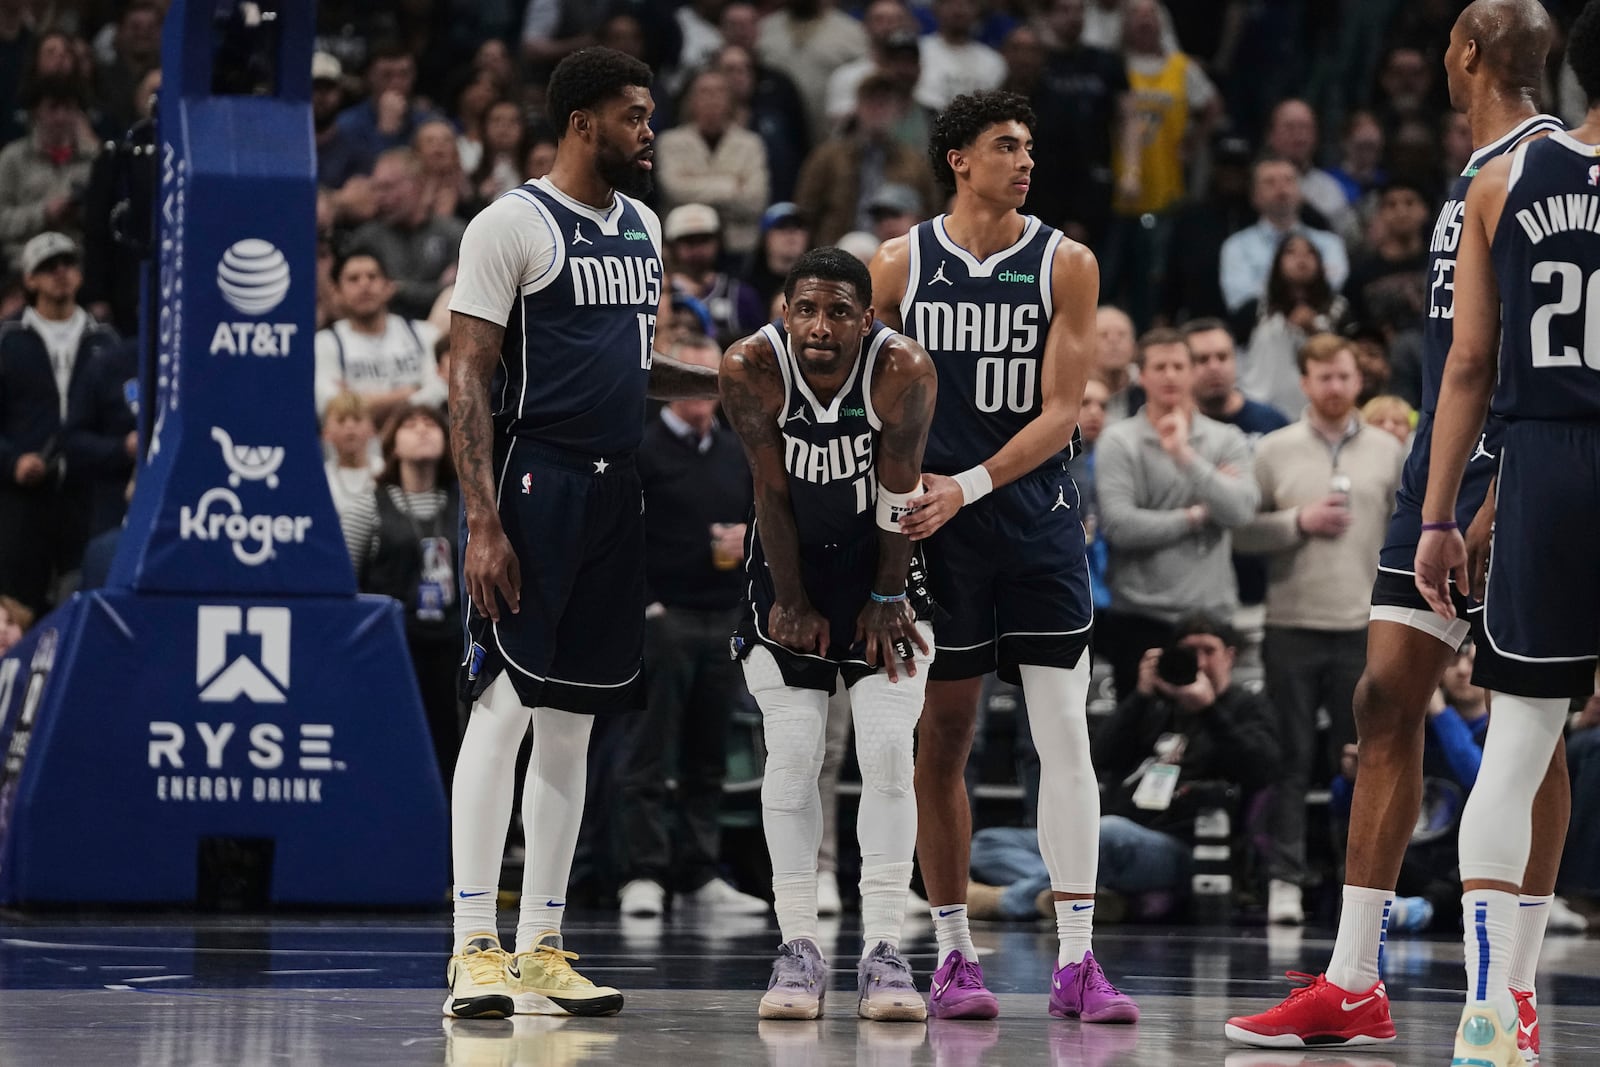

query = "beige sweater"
[1233,416,1405,631]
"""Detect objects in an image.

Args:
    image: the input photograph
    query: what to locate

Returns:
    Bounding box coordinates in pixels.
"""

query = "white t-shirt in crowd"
[314,313,445,417]
[915,35,1007,111]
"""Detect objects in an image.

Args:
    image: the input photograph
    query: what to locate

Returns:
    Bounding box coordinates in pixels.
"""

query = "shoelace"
[463,947,510,985]
[953,957,987,990]
[776,944,819,989]
[1263,971,1323,1012]
[527,945,589,987]
[1082,958,1122,997]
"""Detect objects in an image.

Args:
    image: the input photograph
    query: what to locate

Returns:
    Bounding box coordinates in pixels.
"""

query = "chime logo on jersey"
[784,431,873,486]
[569,254,663,308]
[911,300,1040,353]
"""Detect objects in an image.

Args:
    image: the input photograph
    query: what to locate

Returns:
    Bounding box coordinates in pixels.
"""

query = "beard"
[596,137,653,198]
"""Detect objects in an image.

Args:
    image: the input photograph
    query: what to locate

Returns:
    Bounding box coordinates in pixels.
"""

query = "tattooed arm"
[720,332,829,656]
[450,310,520,621]
[856,336,937,679]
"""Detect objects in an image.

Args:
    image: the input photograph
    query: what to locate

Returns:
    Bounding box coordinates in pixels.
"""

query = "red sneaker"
[1513,988,1539,1064]
[1224,972,1396,1048]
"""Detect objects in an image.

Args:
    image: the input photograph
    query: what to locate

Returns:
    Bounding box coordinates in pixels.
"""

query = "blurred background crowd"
[4,0,1600,934]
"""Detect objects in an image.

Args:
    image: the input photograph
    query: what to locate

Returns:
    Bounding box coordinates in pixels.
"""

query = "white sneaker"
[681,877,769,915]
[619,878,665,917]
[1548,896,1589,934]
[817,871,843,916]
[1268,879,1304,926]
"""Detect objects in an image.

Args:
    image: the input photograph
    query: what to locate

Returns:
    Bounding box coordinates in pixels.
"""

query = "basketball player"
[442,48,717,1019]
[1225,3,1567,1055]
[870,90,1138,1023]
[721,247,937,1022]
[1416,4,1600,1060]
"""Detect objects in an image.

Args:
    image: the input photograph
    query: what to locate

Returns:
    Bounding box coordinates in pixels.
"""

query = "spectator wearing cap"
[744,202,811,307]
[664,204,764,348]
[336,42,443,162]
[0,77,99,271]
[312,52,375,200]
[1218,157,1349,316]
[0,232,135,613]
[656,68,770,258]
[795,71,939,246]
[757,0,869,146]
[866,182,923,242]
[1159,134,1255,327]
[915,0,1007,112]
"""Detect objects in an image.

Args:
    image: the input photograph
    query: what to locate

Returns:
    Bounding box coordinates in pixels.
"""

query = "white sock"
[1463,889,1518,1027]
[1055,899,1093,967]
[860,862,912,957]
[774,873,820,945]
[451,673,531,950]
[1327,885,1394,992]
[1509,894,1552,995]
[515,705,593,954]
[932,905,977,966]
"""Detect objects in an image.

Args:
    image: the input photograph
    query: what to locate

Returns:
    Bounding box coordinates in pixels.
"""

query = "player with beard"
[441,48,718,1019]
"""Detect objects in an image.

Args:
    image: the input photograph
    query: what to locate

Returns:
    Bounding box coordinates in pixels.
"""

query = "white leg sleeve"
[452,672,532,948]
[1019,660,1098,895]
[517,704,594,952]
[1459,694,1568,886]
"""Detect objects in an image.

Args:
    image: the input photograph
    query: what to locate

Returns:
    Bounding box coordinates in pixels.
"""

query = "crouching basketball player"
[721,248,938,1021]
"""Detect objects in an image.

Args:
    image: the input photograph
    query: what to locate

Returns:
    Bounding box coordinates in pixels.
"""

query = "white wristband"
[876,480,925,532]
[951,465,993,506]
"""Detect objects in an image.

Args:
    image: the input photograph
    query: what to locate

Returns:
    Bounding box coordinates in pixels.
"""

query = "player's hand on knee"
[1413,527,1467,620]
[855,600,928,683]
[1465,490,1495,600]
[770,601,829,657]
[898,473,961,541]
[465,524,521,621]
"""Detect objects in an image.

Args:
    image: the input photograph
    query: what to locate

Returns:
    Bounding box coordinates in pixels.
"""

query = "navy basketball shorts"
[924,459,1092,683]
[736,536,934,692]
[1370,412,1501,645]
[459,439,646,714]
[1473,420,1600,699]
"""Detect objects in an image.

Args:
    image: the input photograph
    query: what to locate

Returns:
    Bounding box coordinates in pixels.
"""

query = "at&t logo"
[210,239,298,357]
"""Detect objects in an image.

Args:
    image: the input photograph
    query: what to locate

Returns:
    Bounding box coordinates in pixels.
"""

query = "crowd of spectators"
[4,0,1600,926]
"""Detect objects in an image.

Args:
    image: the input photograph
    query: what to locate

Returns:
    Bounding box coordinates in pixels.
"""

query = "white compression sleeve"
[1018,660,1099,896]
[517,704,594,952]
[744,646,830,944]
[452,672,533,949]
[1458,694,1568,886]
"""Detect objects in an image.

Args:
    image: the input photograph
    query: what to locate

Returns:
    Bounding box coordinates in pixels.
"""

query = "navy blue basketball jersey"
[1420,113,1563,414]
[754,319,895,547]
[1491,131,1600,422]
[900,215,1080,474]
[495,181,664,454]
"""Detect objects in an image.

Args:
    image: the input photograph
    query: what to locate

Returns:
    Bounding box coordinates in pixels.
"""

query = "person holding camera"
[969,613,1278,920]
[1232,333,1403,924]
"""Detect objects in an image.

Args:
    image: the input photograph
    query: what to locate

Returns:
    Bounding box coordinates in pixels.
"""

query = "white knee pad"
[746,647,829,815]
[847,650,927,798]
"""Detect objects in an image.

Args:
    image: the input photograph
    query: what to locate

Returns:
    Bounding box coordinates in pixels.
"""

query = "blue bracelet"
[870,590,908,604]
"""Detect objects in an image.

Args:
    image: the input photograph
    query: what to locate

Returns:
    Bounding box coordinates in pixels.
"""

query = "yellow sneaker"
[508,933,624,1017]
[443,934,515,1019]
[1452,1005,1521,1067]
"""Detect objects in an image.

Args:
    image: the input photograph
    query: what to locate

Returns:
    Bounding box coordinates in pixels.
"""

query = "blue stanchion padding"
[0,592,447,905]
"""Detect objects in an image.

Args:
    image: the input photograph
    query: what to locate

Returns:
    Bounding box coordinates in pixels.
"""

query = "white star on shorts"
[594,458,610,474]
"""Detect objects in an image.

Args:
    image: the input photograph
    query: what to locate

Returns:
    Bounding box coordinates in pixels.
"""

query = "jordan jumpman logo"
[929,259,953,286]
[572,223,593,246]
[1470,434,1496,463]
[1051,485,1070,511]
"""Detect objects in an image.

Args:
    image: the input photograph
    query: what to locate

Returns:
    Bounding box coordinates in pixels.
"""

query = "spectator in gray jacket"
[350,148,466,320]
[0,79,98,271]
[1095,328,1260,702]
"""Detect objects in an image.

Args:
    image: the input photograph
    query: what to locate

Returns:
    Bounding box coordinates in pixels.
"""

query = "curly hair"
[927,91,1037,194]
[1571,0,1600,105]
[546,47,653,140]
[784,247,874,307]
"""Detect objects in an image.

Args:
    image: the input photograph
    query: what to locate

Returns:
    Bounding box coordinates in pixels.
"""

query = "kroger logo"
[176,428,312,565]
[216,239,291,316]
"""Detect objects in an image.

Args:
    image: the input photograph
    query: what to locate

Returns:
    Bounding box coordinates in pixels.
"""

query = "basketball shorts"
[1473,419,1600,699]
[735,533,934,693]
[1370,412,1501,641]
[924,458,1093,683]
[459,439,646,714]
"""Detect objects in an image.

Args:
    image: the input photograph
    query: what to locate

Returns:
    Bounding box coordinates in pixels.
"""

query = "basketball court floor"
[2,909,1598,1065]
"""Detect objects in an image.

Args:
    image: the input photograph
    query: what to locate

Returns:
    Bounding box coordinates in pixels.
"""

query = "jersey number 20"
[1530,261,1600,368]
[975,356,1038,413]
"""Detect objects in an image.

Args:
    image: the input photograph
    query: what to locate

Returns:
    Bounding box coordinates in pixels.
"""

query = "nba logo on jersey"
[1589,163,1599,186]
[521,473,532,495]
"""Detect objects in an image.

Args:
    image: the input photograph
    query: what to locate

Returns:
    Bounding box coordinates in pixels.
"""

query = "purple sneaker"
[857,941,926,1021]
[928,950,1000,1020]
[759,939,828,1019]
[1049,951,1138,1023]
